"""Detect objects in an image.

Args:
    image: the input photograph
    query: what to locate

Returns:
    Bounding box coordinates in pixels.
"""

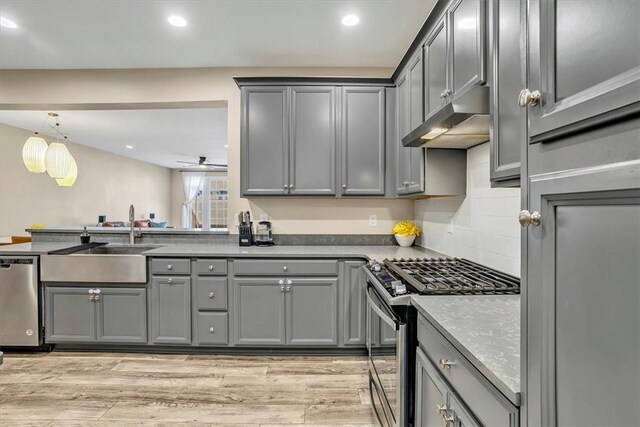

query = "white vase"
[395,234,416,247]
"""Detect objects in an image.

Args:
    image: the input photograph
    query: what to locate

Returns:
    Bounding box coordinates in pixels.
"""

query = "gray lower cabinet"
[286,278,338,345]
[525,162,640,427]
[527,0,640,142]
[233,278,286,345]
[45,286,146,344]
[241,86,289,195]
[342,261,366,346]
[415,346,456,427]
[489,0,525,185]
[340,86,386,195]
[150,276,191,344]
[96,288,147,343]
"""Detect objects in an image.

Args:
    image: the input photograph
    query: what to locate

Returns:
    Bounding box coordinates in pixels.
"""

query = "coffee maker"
[255,221,274,246]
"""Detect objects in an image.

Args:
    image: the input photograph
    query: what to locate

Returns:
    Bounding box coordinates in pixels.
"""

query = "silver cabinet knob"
[282,265,288,272]
[167,278,173,284]
[278,279,284,285]
[436,404,448,415]
[403,181,410,186]
[208,292,215,299]
[342,184,347,190]
[438,358,454,369]
[518,88,541,107]
[519,210,541,227]
[167,264,173,270]
[208,265,214,271]
[284,184,289,189]
[88,288,95,301]
[286,279,292,285]
[209,326,215,333]
[280,285,285,292]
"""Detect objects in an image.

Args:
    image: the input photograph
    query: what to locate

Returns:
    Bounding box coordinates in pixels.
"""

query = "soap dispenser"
[80,226,91,244]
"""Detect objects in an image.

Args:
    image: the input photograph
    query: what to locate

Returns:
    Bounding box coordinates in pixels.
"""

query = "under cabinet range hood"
[402,85,490,149]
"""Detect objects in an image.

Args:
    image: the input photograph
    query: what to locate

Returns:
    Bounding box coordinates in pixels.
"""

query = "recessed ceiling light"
[341,14,360,27]
[125,145,134,149]
[167,15,187,27]
[0,16,18,29]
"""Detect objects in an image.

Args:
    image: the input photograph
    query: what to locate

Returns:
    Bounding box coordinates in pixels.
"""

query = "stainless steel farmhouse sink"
[41,244,161,284]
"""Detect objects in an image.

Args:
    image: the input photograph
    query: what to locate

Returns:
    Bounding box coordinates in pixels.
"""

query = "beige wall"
[0,68,413,235]
[0,123,172,236]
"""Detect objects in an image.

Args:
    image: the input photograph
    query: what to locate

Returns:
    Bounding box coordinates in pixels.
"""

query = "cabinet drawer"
[417,315,518,426]
[196,312,228,345]
[151,258,191,275]
[233,259,338,276]
[196,277,227,310]
[196,259,227,276]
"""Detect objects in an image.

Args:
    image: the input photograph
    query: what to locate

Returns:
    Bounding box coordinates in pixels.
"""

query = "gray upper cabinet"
[96,288,147,344]
[285,278,338,345]
[396,73,412,195]
[150,277,191,345]
[45,287,96,343]
[233,278,286,345]
[289,86,337,195]
[425,17,449,118]
[489,0,525,185]
[449,0,486,97]
[241,86,289,195]
[527,0,640,142]
[340,86,386,196]
[342,261,366,346]
[526,162,640,427]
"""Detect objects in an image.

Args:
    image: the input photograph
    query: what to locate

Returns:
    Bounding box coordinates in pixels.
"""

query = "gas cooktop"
[367,257,520,297]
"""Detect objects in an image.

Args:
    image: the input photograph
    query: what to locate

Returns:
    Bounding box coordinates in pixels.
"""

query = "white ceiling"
[0,0,436,69]
[0,108,228,169]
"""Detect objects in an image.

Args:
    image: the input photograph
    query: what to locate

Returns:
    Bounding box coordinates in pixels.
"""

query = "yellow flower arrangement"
[392,220,421,236]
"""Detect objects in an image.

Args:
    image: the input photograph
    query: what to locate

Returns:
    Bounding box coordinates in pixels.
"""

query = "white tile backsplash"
[414,143,521,277]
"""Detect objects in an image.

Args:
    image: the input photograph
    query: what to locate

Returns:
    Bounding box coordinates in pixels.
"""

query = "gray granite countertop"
[411,295,521,405]
[0,242,442,260]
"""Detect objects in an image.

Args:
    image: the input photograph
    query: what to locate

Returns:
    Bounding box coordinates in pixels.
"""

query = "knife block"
[239,222,253,246]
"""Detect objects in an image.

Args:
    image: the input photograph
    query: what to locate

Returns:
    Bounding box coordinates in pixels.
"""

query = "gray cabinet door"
[415,347,449,427]
[289,86,336,195]
[150,277,191,344]
[233,278,286,345]
[45,287,95,343]
[285,278,338,345]
[342,261,366,346]
[241,86,289,195]
[395,73,412,195]
[526,162,640,427]
[407,52,426,194]
[489,0,525,185]
[340,87,386,195]
[424,17,449,118]
[96,288,147,344]
[449,0,486,97]
[527,0,640,142]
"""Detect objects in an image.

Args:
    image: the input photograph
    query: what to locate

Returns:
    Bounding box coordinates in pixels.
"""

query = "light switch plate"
[369,215,377,226]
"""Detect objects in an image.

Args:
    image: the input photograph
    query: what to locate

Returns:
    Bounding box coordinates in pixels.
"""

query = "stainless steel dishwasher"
[0,256,41,347]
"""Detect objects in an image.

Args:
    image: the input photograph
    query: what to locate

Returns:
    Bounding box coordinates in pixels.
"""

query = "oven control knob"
[373,264,381,272]
[395,283,408,295]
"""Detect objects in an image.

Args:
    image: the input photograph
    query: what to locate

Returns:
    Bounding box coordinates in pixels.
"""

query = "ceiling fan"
[177,156,227,168]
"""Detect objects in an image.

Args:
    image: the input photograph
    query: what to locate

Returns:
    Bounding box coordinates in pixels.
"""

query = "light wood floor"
[0,352,377,426]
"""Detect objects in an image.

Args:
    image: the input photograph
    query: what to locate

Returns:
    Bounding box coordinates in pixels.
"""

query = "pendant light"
[22,132,48,173]
[56,154,77,187]
[45,136,72,179]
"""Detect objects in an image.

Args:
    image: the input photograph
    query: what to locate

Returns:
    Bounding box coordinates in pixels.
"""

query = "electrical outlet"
[260,213,269,222]
[369,215,377,226]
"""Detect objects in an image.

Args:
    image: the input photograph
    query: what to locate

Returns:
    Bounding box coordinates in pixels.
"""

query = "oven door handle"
[366,288,397,329]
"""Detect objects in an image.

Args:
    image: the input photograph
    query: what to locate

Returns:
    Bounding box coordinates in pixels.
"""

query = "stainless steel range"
[363,257,520,427]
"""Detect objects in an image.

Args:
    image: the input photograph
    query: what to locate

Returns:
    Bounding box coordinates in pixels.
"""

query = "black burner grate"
[383,257,520,295]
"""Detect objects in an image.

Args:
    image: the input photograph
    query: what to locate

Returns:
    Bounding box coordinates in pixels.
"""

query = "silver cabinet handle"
[519,210,541,227]
[88,288,95,301]
[285,286,291,292]
[442,413,455,425]
[167,278,173,284]
[282,265,288,272]
[436,404,448,414]
[167,264,173,270]
[518,88,541,107]
[208,265,214,271]
[286,279,292,285]
[439,358,454,369]
[280,285,285,292]
[208,292,215,299]
[279,279,284,285]
[209,326,215,333]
